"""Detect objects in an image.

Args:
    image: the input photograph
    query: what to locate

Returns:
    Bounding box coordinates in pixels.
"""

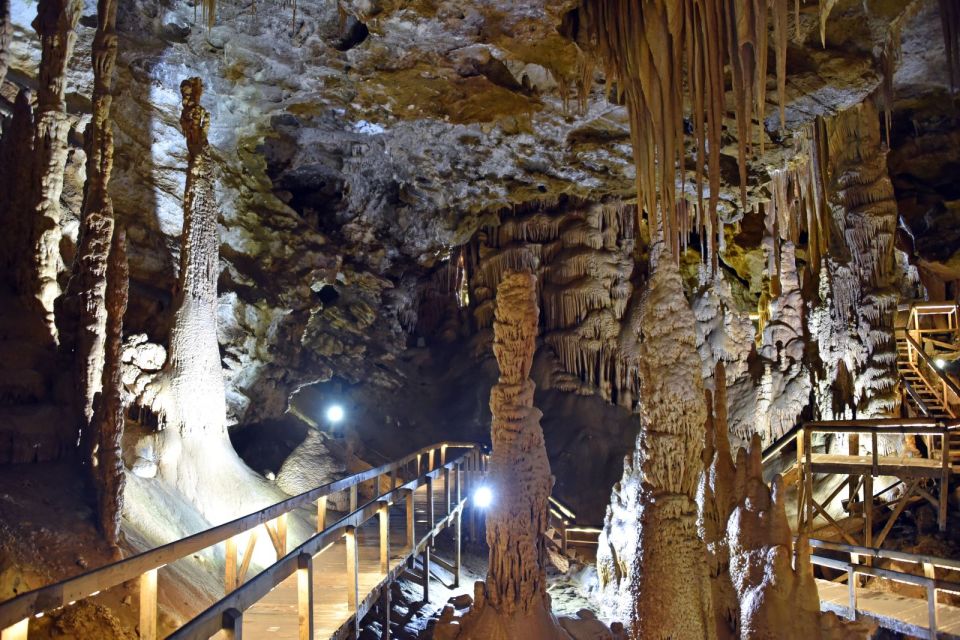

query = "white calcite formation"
[596,249,715,637]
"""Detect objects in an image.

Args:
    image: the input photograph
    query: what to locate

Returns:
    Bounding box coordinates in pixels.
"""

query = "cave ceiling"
[2,0,956,427]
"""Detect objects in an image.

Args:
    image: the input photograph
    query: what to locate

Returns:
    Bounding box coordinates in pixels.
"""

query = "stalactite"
[94,229,128,549]
[445,271,568,640]
[66,0,120,461]
[577,0,791,265]
[24,0,83,341]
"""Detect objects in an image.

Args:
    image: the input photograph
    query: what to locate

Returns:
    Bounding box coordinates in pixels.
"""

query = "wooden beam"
[237,530,259,585]
[296,554,313,640]
[225,536,238,593]
[317,496,327,532]
[0,619,28,640]
[405,490,415,552]
[444,467,451,514]
[809,498,859,547]
[139,568,157,640]
[380,584,391,640]
[379,502,390,574]
[427,477,435,530]
[346,527,359,611]
[454,509,462,589]
[421,547,431,603]
[864,473,874,548]
[349,485,358,513]
[874,480,919,548]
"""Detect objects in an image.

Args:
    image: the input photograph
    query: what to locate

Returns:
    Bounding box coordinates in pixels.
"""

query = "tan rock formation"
[596,250,714,638]
[93,228,128,548]
[67,0,120,463]
[24,0,82,340]
[447,270,570,640]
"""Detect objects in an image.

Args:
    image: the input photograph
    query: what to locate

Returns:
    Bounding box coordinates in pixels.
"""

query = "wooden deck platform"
[809,453,946,478]
[237,475,454,639]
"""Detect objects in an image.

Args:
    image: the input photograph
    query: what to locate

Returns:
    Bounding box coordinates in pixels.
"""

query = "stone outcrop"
[442,270,569,640]
[596,250,714,638]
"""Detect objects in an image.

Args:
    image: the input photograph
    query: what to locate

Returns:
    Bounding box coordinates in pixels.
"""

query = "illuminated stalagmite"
[596,251,714,638]
[134,78,278,523]
[445,270,569,640]
[25,0,82,339]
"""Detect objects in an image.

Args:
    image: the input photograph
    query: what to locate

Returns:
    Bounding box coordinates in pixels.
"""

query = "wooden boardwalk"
[227,474,457,639]
[817,578,960,638]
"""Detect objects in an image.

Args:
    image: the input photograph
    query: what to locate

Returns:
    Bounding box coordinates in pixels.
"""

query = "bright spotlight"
[935,358,947,369]
[325,404,345,424]
[473,486,493,509]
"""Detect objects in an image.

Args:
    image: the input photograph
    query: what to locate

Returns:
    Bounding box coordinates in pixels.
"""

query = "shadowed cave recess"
[2,0,960,638]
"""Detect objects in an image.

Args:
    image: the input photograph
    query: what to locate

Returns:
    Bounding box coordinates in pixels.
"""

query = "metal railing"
[0,441,480,640]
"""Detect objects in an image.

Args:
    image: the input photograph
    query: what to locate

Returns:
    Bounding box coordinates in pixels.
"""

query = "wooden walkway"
[238,476,455,639]
[817,579,960,638]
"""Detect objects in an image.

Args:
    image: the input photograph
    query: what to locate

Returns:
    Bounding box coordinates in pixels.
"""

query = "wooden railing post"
[455,462,461,505]
[405,489,415,552]
[428,448,435,472]
[426,476,435,530]
[379,501,390,574]
[1,619,29,640]
[441,444,447,467]
[454,508,462,589]
[847,565,857,621]
[941,426,950,532]
[349,485,358,513]
[225,536,238,593]
[346,527,359,611]
[925,562,938,636]
[416,454,421,477]
[444,467,452,515]
[380,584,391,640]
[140,568,158,640]
[421,546,431,603]
[222,608,243,640]
[864,473,874,548]
[317,496,327,532]
[297,553,314,640]
[803,427,813,531]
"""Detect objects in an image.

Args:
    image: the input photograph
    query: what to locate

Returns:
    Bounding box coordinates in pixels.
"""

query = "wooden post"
[225,536,238,593]
[1,619,29,640]
[428,448,435,472]
[379,501,391,573]
[864,473,874,548]
[444,467,451,514]
[346,527,359,611]
[803,427,814,532]
[416,453,421,477]
[297,553,314,640]
[380,583,391,640]
[317,495,328,532]
[454,508,462,589]
[405,489,415,552]
[455,462,461,505]
[871,431,879,477]
[925,562,938,636]
[847,565,857,621]
[426,476,435,530]
[441,444,447,466]
[222,608,243,640]
[349,485,358,513]
[140,568,158,640]
[421,546,431,603]
[940,428,950,532]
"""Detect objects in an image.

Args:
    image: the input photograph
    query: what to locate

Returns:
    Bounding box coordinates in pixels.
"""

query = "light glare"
[935,358,947,369]
[326,404,345,423]
[474,486,493,509]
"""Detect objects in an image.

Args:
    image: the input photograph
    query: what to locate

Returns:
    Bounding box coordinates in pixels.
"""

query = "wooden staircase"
[895,302,960,463]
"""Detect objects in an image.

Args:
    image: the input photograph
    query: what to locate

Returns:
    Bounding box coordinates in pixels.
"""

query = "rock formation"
[596,249,714,638]
[93,229,128,548]
[443,270,569,640]
[131,78,280,524]
[0,0,10,87]
[25,0,82,340]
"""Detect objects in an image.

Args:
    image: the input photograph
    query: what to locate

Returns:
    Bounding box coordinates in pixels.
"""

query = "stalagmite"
[131,78,281,524]
[94,229,128,548]
[65,0,120,460]
[442,270,569,640]
[596,251,714,638]
[24,0,83,340]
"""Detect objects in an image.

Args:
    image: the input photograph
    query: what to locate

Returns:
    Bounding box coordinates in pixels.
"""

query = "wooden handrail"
[169,454,473,639]
[0,441,478,632]
[809,538,960,573]
[904,332,960,415]
[902,377,931,416]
